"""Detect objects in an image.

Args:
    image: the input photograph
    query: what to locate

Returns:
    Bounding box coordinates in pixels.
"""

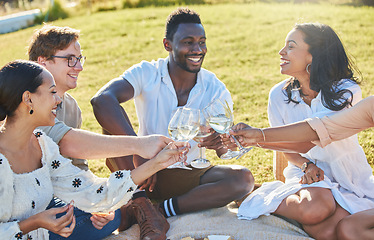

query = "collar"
[291,87,322,103]
[56,93,66,111]
[160,56,204,88]
[56,102,63,111]
[160,56,170,85]
[160,57,204,106]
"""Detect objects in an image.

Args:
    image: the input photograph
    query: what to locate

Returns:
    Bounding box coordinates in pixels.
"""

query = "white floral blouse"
[0,131,137,240]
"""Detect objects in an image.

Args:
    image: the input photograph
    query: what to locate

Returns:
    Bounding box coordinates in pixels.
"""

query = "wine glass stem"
[230,134,245,150]
[199,146,203,160]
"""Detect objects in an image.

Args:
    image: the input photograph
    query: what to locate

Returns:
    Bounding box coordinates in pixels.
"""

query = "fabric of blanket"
[104,203,313,240]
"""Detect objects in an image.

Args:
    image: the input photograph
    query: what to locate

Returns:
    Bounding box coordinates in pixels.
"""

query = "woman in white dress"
[227,95,374,240]
[235,23,374,240]
[0,60,186,240]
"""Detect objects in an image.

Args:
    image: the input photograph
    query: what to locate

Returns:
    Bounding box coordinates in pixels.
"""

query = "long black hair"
[0,60,44,121]
[283,23,360,111]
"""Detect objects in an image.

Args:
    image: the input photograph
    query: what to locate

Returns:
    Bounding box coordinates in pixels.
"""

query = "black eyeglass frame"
[50,55,86,67]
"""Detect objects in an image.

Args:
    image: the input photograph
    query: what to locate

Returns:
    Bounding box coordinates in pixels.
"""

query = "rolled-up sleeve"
[306,117,332,148]
[37,119,72,144]
[307,96,374,148]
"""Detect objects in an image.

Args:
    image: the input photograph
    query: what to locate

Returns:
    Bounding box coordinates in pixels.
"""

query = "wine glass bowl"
[168,108,183,141]
[204,99,252,159]
[206,114,232,134]
[168,107,200,169]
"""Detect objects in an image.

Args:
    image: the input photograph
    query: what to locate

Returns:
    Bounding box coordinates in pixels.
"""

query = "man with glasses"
[27,25,170,239]
[50,55,86,67]
[28,25,88,170]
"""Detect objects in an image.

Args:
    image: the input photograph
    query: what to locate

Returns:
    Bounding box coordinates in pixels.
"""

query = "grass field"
[0,2,373,181]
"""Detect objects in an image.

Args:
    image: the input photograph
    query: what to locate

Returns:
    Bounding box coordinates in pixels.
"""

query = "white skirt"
[238,162,374,221]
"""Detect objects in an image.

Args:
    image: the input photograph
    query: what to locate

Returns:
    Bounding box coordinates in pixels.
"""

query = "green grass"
[0,2,373,181]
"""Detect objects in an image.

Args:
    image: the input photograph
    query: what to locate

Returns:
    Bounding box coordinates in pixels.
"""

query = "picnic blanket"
[104,203,313,240]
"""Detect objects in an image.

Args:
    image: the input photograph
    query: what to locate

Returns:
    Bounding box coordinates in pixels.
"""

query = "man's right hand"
[139,174,158,192]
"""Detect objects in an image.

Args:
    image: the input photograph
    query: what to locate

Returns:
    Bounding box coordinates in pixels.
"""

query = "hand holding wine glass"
[203,99,252,159]
[228,122,263,147]
[168,107,200,169]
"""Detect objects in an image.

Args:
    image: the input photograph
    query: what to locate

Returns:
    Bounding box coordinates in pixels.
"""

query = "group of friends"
[0,6,372,240]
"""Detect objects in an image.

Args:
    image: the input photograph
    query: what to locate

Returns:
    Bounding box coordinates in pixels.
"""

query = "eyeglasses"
[51,55,86,67]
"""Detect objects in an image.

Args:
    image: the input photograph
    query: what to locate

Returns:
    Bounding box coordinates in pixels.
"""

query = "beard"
[175,57,204,73]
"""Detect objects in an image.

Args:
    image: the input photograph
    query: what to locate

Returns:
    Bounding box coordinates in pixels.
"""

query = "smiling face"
[167,23,207,73]
[43,40,83,97]
[279,29,313,80]
[31,70,61,126]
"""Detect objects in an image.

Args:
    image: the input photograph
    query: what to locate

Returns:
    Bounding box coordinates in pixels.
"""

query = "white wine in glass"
[178,125,199,141]
[207,115,232,134]
[168,126,179,141]
[204,99,252,159]
[168,107,200,169]
[168,108,191,169]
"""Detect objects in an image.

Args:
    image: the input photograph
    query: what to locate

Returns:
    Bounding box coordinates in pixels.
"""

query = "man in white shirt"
[91,7,255,237]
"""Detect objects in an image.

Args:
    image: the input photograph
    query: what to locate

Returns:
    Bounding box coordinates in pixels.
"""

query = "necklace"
[301,95,312,101]
[302,95,311,100]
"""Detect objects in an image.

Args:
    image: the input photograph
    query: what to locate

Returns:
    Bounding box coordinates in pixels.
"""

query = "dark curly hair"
[165,7,201,41]
[283,23,360,111]
[0,60,44,121]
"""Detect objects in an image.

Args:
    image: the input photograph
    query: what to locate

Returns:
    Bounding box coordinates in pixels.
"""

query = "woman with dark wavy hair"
[236,23,371,240]
[227,95,374,240]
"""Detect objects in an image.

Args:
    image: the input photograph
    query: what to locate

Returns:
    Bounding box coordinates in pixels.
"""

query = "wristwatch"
[301,161,314,173]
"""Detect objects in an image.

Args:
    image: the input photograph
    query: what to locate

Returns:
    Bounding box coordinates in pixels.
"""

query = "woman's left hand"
[300,163,324,184]
[90,211,115,230]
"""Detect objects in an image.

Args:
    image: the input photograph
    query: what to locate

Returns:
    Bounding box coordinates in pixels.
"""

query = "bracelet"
[259,128,266,142]
[256,143,263,148]
[301,161,315,173]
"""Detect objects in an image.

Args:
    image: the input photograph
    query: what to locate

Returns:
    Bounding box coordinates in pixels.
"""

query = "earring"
[29,109,34,115]
[306,63,311,74]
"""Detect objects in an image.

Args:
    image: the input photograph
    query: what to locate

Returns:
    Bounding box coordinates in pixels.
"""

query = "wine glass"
[177,107,200,141]
[168,107,200,169]
[203,99,252,159]
[168,108,188,169]
[168,108,183,142]
[191,111,212,169]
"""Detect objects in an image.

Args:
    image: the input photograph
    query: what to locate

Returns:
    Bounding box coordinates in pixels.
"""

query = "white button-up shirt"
[122,57,233,165]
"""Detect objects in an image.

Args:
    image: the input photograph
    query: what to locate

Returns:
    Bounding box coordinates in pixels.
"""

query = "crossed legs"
[149,165,254,214]
[180,165,253,213]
